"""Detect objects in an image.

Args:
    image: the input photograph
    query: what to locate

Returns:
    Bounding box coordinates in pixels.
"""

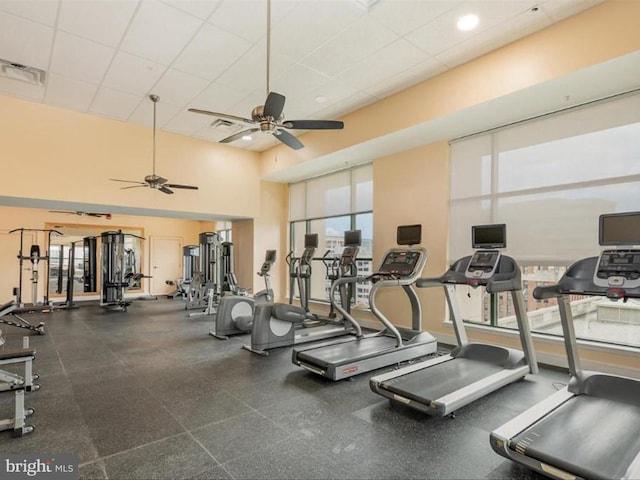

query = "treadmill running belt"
[296,336,398,368]
[381,358,504,404]
[509,395,640,480]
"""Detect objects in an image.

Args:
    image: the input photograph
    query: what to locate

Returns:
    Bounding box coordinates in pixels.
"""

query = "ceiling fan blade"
[121,184,149,190]
[274,129,304,150]
[282,120,344,130]
[159,186,174,194]
[110,178,146,185]
[264,92,285,119]
[220,128,260,144]
[188,108,255,125]
[164,184,199,190]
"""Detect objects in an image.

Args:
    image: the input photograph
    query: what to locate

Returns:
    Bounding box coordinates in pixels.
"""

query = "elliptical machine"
[294,234,318,312]
[210,250,276,339]
[322,230,361,319]
[242,231,361,356]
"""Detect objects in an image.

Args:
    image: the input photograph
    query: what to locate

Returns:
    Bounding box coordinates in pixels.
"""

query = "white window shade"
[450,91,640,265]
[450,136,492,200]
[306,171,351,218]
[353,164,373,212]
[290,164,372,220]
[289,182,306,221]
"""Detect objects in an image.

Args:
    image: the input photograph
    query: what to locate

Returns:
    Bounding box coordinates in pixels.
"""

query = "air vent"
[0,59,46,86]
[209,118,242,134]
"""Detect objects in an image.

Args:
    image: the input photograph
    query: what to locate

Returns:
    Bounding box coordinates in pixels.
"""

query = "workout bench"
[0,331,39,436]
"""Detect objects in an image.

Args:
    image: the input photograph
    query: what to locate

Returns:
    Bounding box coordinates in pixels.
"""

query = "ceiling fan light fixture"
[109,94,198,194]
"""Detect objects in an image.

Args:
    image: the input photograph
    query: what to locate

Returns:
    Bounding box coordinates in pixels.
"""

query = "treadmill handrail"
[329,247,428,348]
[415,277,443,288]
[329,276,364,337]
[532,284,562,300]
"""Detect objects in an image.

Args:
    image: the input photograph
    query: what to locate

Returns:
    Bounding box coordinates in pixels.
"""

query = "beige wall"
[231,181,288,301]
[0,204,215,301]
[251,181,289,302]
[0,95,262,219]
[372,141,450,332]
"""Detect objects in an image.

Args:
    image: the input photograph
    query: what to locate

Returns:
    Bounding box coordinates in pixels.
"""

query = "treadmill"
[491,211,640,480]
[291,225,437,381]
[370,224,538,416]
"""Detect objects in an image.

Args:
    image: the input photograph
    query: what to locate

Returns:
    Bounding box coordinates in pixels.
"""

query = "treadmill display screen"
[397,225,422,246]
[599,212,640,245]
[472,224,506,249]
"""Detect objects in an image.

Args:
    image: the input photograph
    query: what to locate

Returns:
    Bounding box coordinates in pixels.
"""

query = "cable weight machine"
[10,228,62,311]
[100,230,145,311]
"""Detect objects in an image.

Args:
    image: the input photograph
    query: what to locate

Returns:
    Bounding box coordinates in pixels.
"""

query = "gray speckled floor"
[0,299,566,479]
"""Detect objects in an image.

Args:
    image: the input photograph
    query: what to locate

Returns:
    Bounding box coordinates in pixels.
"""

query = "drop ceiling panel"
[338,38,427,93]
[272,1,364,63]
[120,0,203,66]
[364,56,447,99]
[152,68,209,107]
[314,91,379,120]
[189,81,250,115]
[283,80,360,121]
[161,0,221,20]
[0,10,54,70]
[0,0,59,27]
[368,0,460,36]
[435,8,552,68]
[102,51,167,96]
[90,86,141,120]
[300,15,400,77]
[50,31,114,84]
[127,99,181,128]
[57,0,138,48]
[45,73,98,111]
[214,41,295,94]
[208,0,295,44]
[271,64,331,99]
[171,23,253,81]
[163,109,212,136]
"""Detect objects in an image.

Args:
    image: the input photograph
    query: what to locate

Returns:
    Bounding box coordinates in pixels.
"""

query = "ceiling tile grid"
[0,0,605,152]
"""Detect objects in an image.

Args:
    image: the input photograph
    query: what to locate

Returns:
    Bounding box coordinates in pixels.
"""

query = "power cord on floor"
[552,382,567,390]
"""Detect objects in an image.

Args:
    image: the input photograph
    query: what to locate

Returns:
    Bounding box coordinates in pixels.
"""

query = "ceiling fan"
[188,0,344,150]
[49,210,112,219]
[110,95,199,194]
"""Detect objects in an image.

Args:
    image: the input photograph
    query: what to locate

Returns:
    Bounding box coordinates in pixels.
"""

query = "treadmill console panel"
[465,250,501,280]
[593,249,640,289]
[379,251,422,277]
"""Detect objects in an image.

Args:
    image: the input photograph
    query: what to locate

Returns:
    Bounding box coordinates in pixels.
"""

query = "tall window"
[450,91,640,348]
[289,165,373,307]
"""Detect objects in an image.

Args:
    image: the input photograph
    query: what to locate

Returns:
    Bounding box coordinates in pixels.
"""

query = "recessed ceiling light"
[315,95,327,103]
[457,14,479,31]
[242,135,252,141]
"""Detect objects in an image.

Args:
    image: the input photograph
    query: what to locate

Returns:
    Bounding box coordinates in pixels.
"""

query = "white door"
[149,236,183,295]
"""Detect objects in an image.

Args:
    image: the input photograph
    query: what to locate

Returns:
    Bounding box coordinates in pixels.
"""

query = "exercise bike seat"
[273,304,307,324]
